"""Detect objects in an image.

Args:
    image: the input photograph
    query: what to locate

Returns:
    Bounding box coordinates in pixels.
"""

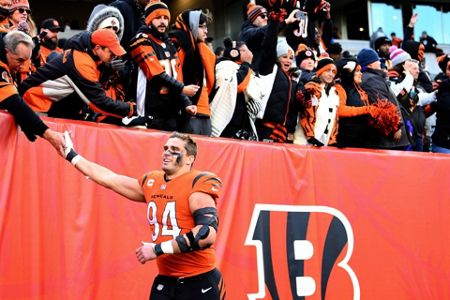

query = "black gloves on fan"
[121,115,153,128]
[307,137,324,147]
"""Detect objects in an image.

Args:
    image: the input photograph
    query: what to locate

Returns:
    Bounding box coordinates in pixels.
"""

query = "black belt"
[157,268,217,284]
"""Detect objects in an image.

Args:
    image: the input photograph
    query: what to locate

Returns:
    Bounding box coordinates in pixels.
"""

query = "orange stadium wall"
[1,111,450,300]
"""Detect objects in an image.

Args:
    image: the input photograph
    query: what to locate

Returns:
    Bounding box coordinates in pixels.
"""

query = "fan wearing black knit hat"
[128,0,199,130]
[370,30,392,70]
[210,38,258,140]
[296,57,342,146]
[295,43,316,84]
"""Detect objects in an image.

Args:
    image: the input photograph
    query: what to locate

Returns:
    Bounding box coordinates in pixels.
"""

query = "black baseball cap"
[40,18,64,32]
[374,36,391,50]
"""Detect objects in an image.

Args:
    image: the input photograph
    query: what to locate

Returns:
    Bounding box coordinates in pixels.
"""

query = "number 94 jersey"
[139,170,223,277]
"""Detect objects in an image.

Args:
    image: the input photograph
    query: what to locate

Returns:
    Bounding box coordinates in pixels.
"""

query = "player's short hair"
[169,132,197,158]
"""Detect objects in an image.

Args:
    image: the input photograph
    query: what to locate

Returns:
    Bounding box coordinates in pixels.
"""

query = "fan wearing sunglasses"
[240,2,298,74]
[8,0,32,34]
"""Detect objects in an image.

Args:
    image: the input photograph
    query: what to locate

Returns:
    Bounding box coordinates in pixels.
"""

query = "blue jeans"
[431,144,450,154]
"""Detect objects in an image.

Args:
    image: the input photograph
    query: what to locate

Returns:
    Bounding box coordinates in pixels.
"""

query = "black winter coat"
[110,0,145,50]
[361,68,410,149]
[432,74,450,148]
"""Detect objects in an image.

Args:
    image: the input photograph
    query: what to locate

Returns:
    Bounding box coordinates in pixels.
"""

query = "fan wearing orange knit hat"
[246,2,268,27]
[144,0,170,27]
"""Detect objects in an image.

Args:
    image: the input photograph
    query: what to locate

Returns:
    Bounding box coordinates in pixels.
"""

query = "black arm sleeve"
[257,20,279,76]
[321,19,333,51]
[180,94,192,107]
[404,26,414,42]
[236,62,251,84]
[0,94,48,141]
[154,71,184,94]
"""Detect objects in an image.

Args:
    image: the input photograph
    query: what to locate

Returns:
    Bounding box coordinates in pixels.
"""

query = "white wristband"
[160,240,174,254]
[71,155,82,166]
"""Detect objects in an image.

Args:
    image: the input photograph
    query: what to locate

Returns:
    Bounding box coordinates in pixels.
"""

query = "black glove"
[31,36,42,66]
[121,116,153,128]
[110,58,127,72]
[110,59,134,79]
[307,137,324,147]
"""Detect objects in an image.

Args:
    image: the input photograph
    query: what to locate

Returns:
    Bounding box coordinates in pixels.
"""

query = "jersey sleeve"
[139,171,159,187]
[191,172,223,200]
[129,33,165,81]
[138,173,149,187]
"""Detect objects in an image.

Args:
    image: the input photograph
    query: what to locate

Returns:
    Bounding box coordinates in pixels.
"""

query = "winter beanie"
[247,2,266,24]
[10,0,29,10]
[145,0,170,26]
[276,37,294,58]
[389,46,411,67]
[357,48,380,67]
[336,57,359,81]
[316,57,336,77]
[87,4,124,41]
[222,37,241,62]
[295,43,315,66]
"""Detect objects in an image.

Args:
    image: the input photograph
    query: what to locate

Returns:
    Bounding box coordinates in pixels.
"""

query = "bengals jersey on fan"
[139,169,222,277]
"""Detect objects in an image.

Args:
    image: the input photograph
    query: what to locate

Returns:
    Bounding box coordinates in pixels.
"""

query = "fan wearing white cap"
[87,4,124,41]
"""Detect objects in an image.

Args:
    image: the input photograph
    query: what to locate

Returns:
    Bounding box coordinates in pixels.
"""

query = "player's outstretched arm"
[63,132,145,203]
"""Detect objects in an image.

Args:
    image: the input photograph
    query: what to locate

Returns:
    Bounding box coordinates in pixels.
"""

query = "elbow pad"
[176,225,211,253]
[175,207,218,253]
[193,207,218,231]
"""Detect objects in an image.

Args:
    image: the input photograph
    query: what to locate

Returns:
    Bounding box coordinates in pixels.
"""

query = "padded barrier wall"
[1,111,450,300]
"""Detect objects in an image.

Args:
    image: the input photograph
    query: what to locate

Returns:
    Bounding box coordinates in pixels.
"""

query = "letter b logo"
[245,204,360,300]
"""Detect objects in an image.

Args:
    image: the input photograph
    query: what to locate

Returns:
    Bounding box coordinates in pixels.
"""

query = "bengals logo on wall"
[245,204,360,300]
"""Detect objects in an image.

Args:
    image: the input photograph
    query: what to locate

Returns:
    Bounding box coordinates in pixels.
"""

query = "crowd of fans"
[2,0,450,153]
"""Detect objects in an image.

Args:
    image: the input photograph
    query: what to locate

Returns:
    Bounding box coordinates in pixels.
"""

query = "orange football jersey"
[139,169,222,277]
